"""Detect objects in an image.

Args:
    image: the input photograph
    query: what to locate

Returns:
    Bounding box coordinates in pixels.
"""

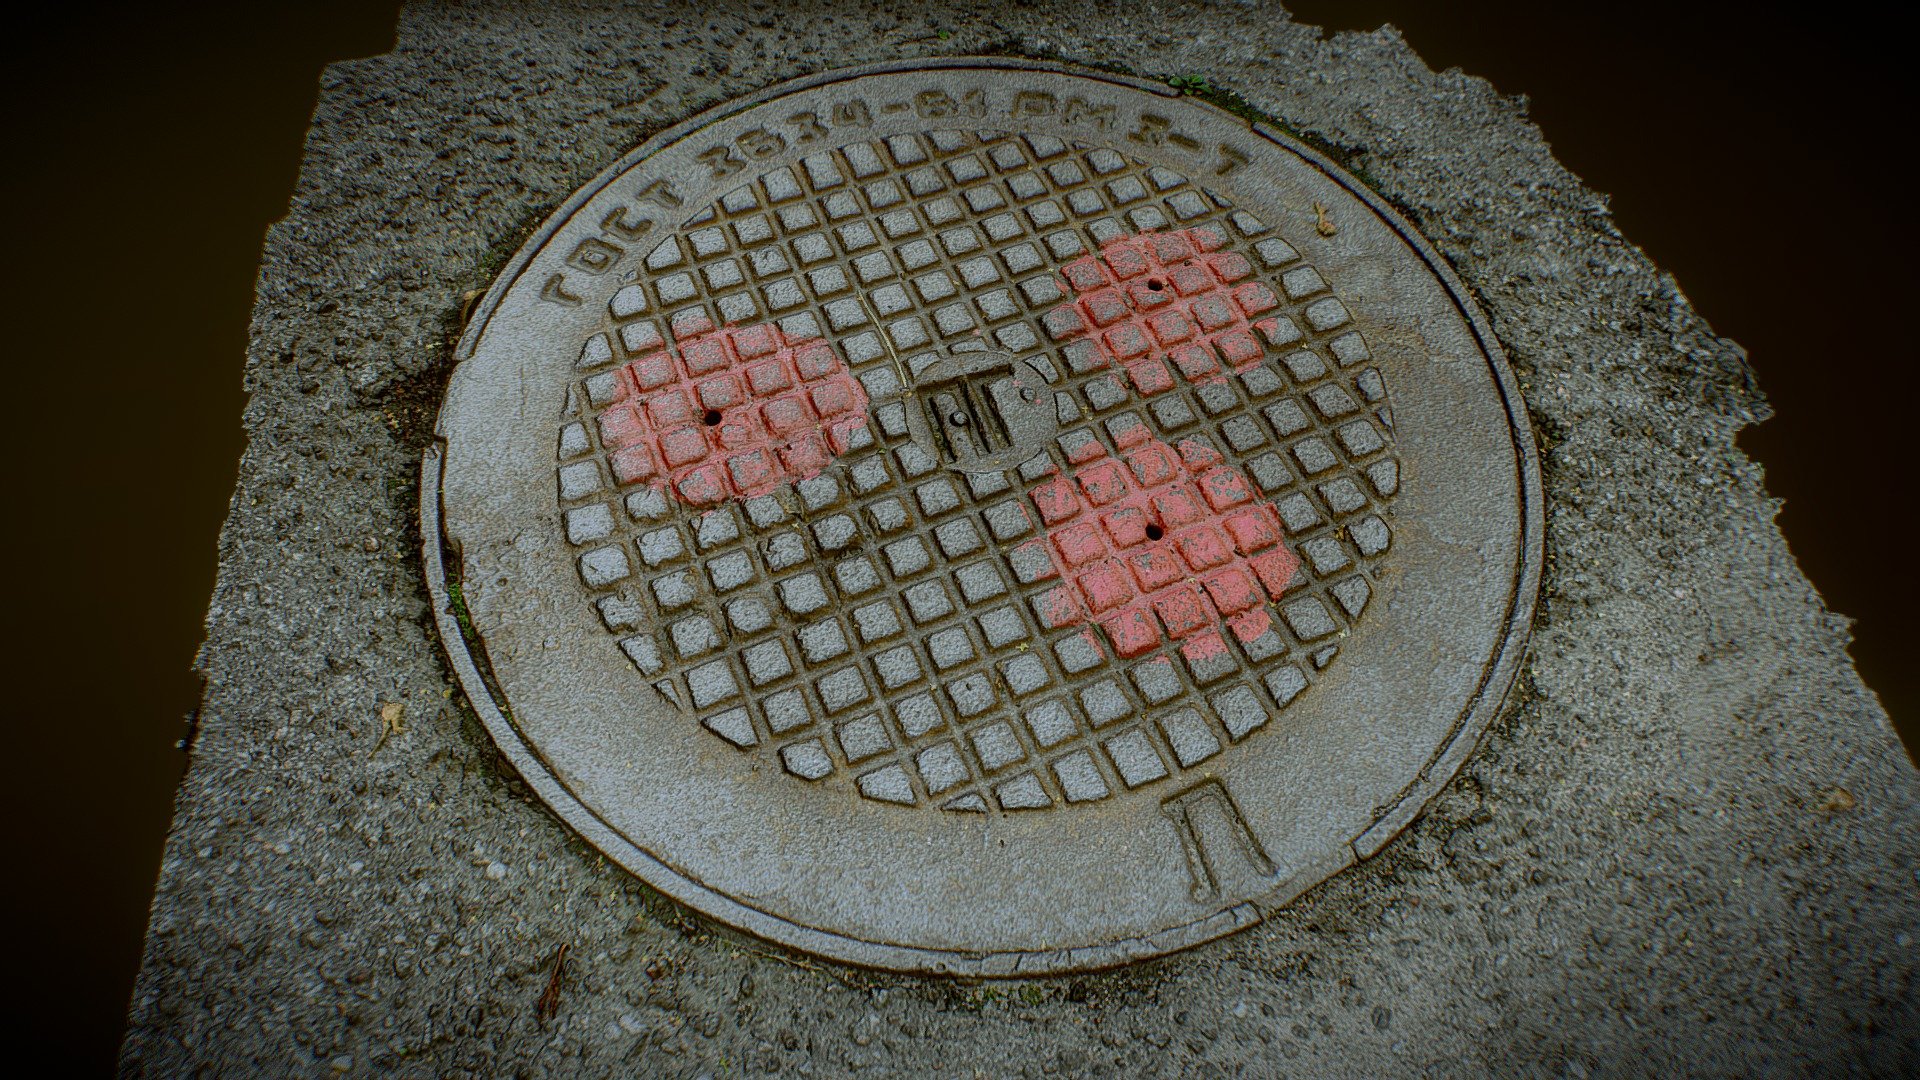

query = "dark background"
[4,2,1912,1068]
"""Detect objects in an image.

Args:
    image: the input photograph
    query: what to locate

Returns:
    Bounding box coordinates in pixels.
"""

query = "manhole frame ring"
[420,55,1545,977]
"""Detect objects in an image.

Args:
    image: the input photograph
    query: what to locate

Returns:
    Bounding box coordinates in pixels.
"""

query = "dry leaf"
[371,701,407,757]
[537,943,569,1026]
[1313,200,1337,237]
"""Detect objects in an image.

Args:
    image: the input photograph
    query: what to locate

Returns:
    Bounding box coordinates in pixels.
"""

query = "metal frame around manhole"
[422,56,1543,976]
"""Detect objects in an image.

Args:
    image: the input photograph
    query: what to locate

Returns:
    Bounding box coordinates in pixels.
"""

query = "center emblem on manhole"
[426,60,1541,974]
[906,344,1059,474]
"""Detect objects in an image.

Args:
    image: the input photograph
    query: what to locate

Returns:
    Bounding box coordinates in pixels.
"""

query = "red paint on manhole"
[593,322,870,505]
[1021,426,1302,660]
[1023,225,1307,659]
[1043,226,1286,386]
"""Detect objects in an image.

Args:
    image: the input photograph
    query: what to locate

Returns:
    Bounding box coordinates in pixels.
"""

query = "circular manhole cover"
[425,59,1541,974]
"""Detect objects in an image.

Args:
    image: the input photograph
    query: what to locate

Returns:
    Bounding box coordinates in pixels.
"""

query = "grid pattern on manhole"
[549,129,1399,812]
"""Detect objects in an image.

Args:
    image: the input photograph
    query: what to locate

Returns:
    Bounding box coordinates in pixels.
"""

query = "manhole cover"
[424,59,1541,974]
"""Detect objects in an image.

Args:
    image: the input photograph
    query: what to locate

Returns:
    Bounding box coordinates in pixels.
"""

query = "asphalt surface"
[121,2,1919,1075]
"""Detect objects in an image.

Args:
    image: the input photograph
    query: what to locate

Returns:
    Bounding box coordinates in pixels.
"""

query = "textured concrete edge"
[422,444,1253,976]
[422,55,1544,973]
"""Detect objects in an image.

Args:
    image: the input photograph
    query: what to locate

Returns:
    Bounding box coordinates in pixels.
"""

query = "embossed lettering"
[566,237,623,275]
[736,126,786,160]
[1214,143,1250,176]
[600,205,655,241]
[538,273,582,307]
[636,178,682,207]
[911,88,985,120]
[832,99,874,127]
[697,145,744,179]
[1162,780,1274,901]
[914,89,958,119]
[1061,97,1115,131]
[788,110,830,143]
[1010,90,1056,118]
[1128,113,1172,146]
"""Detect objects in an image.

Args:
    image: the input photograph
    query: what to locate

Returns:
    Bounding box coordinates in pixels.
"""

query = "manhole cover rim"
[424,56,1544,976]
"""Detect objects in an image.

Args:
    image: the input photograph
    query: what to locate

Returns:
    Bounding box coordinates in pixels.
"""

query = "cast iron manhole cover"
[424,59,1541,974]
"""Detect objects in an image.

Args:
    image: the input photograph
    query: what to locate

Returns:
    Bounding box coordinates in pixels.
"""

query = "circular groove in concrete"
[425,59,1542,974]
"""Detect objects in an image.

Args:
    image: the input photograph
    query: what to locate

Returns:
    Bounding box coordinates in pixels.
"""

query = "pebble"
[485,861,507,880]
